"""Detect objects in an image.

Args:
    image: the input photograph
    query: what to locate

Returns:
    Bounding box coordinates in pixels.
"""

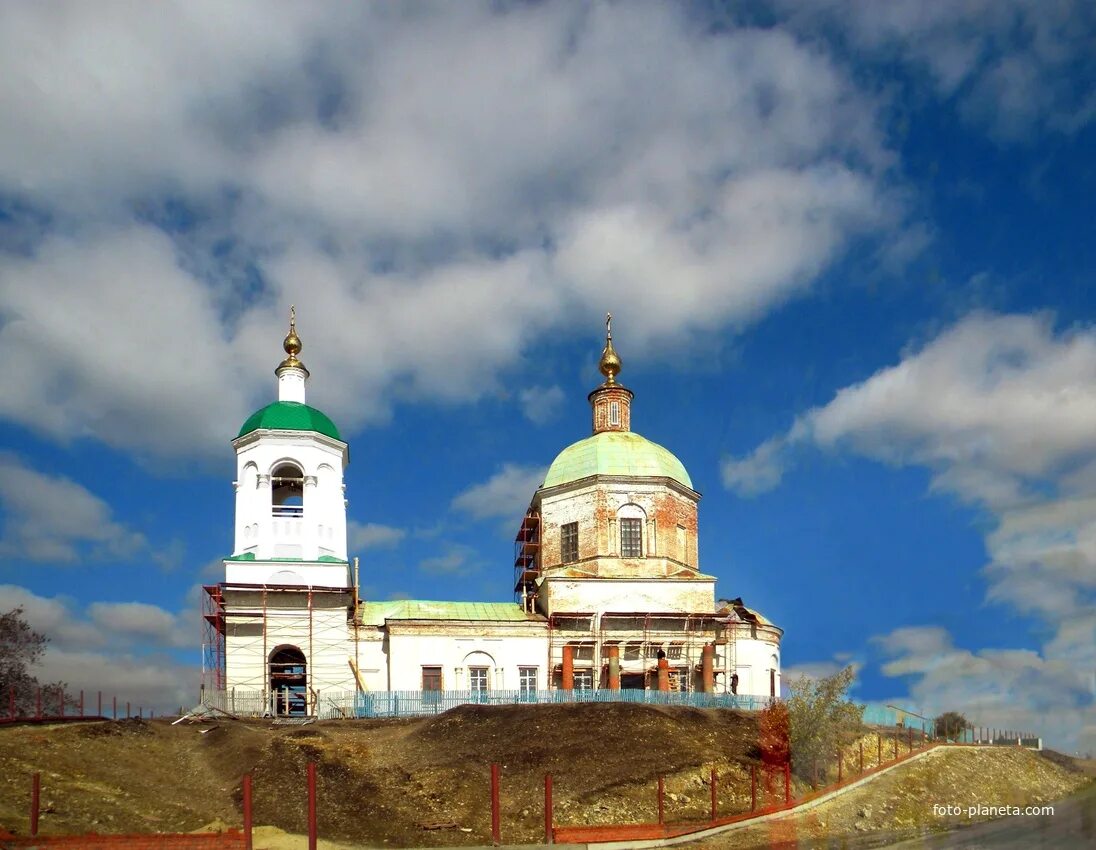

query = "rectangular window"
[422,666,442,691]
[609,401,621,426]
[519,667,537,696]
[620,517,642,557]
[469,666,489,693]
[573,669,594,691]
[561,522,578,564]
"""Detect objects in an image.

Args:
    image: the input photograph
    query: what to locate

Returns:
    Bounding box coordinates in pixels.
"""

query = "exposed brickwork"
[590,385,633,433]
[1,832,245,849]
[539,481,699,574]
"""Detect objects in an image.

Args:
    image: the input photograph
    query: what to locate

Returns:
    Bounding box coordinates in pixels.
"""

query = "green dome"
[237,401,341,441]
[542,431,693,490]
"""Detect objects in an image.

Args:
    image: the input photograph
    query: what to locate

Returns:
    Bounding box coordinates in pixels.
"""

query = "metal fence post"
[243,774,253,850]
[31,773,40,836]
[544,773,553,844]
[657,775,665,825]
[710,767,717,821]
[784,762,791,806]
[490,763,501,845]
[307,761,317,850]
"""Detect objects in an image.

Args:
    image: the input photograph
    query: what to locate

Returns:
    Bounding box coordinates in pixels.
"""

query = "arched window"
[271,462,304,517]
[617,504,646,558]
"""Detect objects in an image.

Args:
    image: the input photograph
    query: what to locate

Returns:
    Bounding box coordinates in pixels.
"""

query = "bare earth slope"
[0,704,758,845]
[697,744,1089,849]
[0,707,1088,847]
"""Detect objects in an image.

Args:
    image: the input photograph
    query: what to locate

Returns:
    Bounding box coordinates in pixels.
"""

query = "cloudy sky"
[0,1,1092,750]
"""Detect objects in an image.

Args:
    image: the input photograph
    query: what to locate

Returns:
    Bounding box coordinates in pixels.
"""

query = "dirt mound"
[0,706,759,846]
[405,702,757,784]
[74,718,154,739]
[1039,748,1087,774]
[3,711,1088,848]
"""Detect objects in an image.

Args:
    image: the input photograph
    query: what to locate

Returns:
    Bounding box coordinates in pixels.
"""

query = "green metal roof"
[237,401,341,441]
[224,553,348,563]
[542,431,693,490]
[360,600,544,626]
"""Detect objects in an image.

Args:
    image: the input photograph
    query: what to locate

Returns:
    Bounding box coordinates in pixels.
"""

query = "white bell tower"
[226,307,350,589]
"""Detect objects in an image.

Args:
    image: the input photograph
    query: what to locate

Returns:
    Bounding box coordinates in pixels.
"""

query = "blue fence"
[353,689,776,718]
[861,703,937,737]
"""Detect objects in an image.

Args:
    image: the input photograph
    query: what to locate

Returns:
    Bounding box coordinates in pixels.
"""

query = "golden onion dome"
[278,305,308,373]
[599,312,622,384]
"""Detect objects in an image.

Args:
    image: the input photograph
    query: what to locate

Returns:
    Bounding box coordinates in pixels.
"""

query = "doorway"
[269,645,308,716]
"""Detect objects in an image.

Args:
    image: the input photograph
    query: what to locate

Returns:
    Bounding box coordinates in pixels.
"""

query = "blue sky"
[0,1,1093,751]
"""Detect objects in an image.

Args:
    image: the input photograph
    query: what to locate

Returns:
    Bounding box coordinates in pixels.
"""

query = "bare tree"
[0,606,56,714]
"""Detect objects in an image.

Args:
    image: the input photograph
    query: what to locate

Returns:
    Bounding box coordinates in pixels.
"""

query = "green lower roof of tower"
[543,431,693,490]
[237,401,341,441]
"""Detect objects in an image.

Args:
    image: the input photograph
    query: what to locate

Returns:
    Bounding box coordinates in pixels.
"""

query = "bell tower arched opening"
[272,463,304,518]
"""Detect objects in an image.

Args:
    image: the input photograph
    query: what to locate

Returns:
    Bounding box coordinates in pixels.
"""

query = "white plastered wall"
[728,628,782,698]
[540,576,716,617]
[232,432,349,563]
[223,591,357,699]
[382,623,549,691]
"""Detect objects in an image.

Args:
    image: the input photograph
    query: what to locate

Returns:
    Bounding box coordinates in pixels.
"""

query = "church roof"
[359,600,545,625]
[237,401,341,441]
[543,431,693,490]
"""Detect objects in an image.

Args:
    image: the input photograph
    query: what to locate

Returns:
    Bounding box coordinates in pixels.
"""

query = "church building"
[203,312,783,716]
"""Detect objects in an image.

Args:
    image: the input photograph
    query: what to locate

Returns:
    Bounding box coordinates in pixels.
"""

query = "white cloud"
[34,648,197,715]
[781,658,861,684]
[726,313,1096,506]
[0,584,103,649]
[872,624,1095,753]
[0,455,146,563]
[347,521,406,551]
[519,385,566,425]
[0,584,198,711]
[88,601,192,649]
[452,464,548,521]
[0,2,913,458]
[0,227,250,460]
[418,545,479,577]
[721,437,788,495]
[777,0,1096,141]
[725,312,1096,751]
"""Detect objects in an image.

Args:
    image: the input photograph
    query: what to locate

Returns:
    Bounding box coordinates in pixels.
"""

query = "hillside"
[0,706,1088,847]
[0,704,758,845]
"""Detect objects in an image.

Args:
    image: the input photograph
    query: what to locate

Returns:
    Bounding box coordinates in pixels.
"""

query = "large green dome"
[542,431,693,490]
[237,401,341,441]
